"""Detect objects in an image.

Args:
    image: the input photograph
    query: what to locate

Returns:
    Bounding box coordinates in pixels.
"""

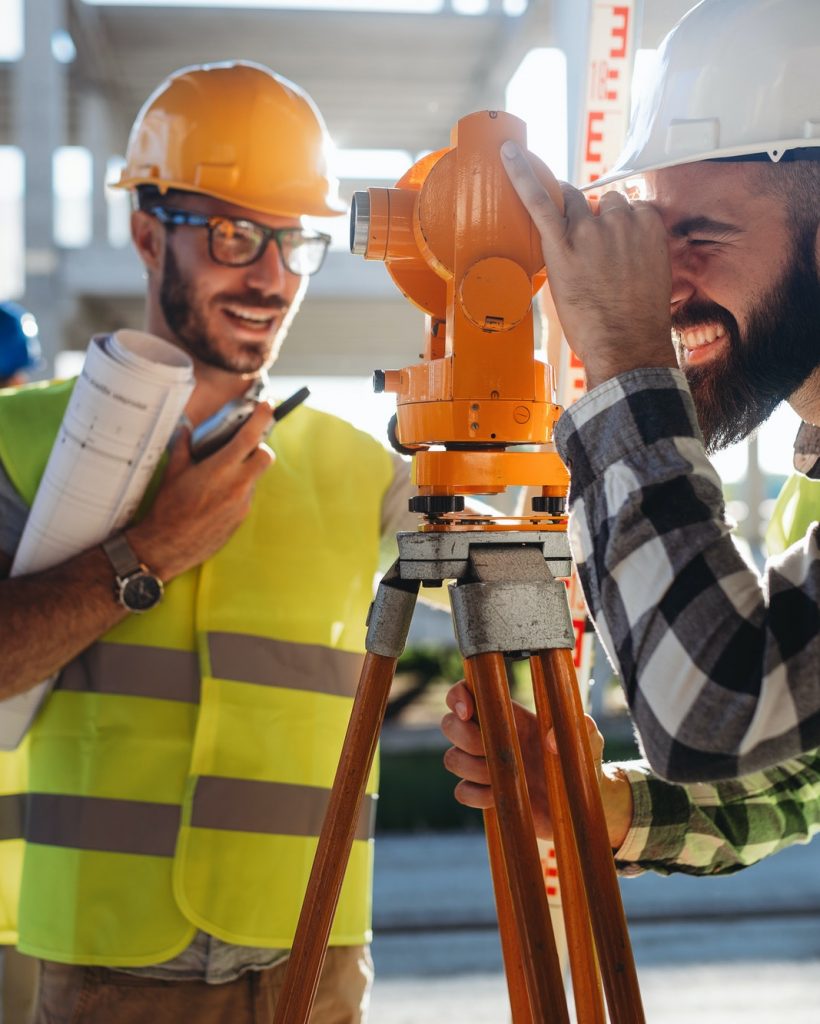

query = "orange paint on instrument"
[359,111,567,506]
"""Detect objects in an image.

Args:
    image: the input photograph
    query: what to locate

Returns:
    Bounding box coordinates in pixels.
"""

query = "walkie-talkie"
[191,385,310,460]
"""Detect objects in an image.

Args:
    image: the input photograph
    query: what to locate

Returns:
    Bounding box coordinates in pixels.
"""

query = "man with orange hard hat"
[0,61,414,1023]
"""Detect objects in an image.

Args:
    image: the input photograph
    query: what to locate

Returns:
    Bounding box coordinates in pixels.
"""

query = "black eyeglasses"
[149,206,331,276]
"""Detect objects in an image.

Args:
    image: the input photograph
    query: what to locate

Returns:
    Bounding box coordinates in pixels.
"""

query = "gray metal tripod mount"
[368,529,575,663]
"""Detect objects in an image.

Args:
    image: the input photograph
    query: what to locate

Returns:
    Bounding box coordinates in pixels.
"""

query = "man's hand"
[0,402,275,698]
[128,400,275,580]
[500,141,677,390]
[441,680,633,850]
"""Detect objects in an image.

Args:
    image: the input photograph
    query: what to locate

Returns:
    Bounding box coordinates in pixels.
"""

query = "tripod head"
[351,109,570,526]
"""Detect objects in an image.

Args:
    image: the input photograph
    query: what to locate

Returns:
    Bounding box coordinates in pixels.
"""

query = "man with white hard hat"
[443,0,820,884]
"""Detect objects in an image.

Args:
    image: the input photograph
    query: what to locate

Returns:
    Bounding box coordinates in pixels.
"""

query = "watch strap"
[102,532,144,580]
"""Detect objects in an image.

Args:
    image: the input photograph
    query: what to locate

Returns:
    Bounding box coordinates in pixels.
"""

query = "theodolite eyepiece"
[350,192,370,256]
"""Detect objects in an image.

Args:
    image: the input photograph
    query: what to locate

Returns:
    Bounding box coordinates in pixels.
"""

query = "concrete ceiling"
[0,0,698,161]
[62,0,553,156]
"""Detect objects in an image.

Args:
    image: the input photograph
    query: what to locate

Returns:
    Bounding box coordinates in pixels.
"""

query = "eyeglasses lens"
[210,220,328,275]
[211,220,264,266]
[281,232,328,276]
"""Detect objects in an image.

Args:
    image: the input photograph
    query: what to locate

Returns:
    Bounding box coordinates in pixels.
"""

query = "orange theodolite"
[273,111,644,1024]
[351,109,569,519]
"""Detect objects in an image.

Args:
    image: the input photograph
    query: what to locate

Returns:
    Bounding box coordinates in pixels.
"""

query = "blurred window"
[505,48,568,181]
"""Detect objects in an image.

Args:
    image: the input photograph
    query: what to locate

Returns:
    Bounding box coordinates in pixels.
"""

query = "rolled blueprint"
[0,329,195,749]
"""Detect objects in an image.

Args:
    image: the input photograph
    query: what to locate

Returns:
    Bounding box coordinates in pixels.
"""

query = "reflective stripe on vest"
[0,734,28,942]
[190,777,376,841]
[57,635,364,702]
[59,644,200,703]
[3,786,376,852]
[208,633,364,697]
[0,383,393,963]
[0,793,24,841]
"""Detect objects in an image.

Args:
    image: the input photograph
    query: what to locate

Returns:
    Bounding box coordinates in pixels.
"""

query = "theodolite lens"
[350,191,370,255]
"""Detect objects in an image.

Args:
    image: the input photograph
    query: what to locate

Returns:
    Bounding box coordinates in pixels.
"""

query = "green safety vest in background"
[765,472,820,556]
[0,378,394,966]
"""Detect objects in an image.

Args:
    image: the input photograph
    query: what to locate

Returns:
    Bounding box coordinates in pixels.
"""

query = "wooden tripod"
[271,530,645,1023]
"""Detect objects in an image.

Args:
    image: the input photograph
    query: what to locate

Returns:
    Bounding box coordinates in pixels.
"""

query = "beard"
[159,245,289,374]
[675,228,820,453]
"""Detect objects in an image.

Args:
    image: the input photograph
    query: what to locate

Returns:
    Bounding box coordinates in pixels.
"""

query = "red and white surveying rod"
[538,0,641,923]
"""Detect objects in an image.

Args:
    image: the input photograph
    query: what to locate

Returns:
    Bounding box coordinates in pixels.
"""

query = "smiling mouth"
[223,305,280,331]
[674,322,728,362]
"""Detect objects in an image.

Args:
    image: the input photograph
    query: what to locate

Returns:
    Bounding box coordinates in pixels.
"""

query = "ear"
[131,210,164,273]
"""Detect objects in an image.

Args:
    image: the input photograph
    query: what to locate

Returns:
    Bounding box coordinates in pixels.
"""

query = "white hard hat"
[591,0,820,189]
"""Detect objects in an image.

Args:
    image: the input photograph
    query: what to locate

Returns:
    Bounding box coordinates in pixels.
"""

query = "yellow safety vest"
[0,735,27,947]
[0,380,394,966]
[0,381,66,949]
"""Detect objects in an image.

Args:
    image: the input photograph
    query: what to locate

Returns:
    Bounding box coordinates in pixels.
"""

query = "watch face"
[121,572,163,612]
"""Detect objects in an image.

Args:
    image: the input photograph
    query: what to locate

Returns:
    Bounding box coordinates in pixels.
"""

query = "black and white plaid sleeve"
[612,751,820,876]
[554,367,820,783]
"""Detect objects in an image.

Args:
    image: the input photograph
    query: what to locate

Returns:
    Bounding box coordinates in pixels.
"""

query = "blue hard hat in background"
[0,301,43,381]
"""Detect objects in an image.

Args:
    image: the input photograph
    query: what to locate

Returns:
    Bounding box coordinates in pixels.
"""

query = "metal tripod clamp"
[364,562,419,658]
[450,579,574,658]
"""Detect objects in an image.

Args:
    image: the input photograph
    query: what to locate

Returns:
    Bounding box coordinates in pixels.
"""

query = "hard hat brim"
[112,175,347,219]
[582,139,820,192]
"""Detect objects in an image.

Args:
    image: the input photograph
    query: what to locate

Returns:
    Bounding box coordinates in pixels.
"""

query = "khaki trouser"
[1,948,40,1024]
[34,946,373,1024]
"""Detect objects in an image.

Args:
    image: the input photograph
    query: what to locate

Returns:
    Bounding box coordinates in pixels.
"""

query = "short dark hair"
[751,155,820,236]
[135,185,189,213]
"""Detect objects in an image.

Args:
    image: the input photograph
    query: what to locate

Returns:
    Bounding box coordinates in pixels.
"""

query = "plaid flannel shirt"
[614,753,820,876]
[553,367,820,873]
[554,367,820,783]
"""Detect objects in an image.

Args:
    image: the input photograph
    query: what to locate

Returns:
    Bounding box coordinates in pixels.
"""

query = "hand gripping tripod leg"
[272,530,645,1023]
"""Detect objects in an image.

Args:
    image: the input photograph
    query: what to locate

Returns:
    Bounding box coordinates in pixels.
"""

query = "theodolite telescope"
[350,109,569,517]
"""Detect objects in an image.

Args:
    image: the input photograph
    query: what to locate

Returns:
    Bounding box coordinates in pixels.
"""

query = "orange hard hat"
[114,60,345,218]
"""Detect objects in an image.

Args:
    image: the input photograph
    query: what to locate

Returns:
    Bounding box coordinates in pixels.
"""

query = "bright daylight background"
[4,0,799,547]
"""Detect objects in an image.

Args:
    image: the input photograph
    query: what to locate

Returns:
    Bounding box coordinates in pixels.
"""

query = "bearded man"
[443,0,820,895]
[502,0,820,785]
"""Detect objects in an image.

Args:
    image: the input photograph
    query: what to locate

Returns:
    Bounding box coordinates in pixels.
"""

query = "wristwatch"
[101,532,164,613]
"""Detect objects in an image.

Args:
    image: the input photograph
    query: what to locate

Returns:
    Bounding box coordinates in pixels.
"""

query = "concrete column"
[80,90,114,247]
[550,0,594,181]
[742,436,765,565]
[12,0,68,373]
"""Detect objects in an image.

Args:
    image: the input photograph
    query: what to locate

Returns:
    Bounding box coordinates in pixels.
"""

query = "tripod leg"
[272,566,419,1024]
[272,652,396,1024]
[484,808,534,1024]
[465,674,533,1023]
[530,655,605,1024]
[537,648,644,1024]
[466,653,570,1024]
